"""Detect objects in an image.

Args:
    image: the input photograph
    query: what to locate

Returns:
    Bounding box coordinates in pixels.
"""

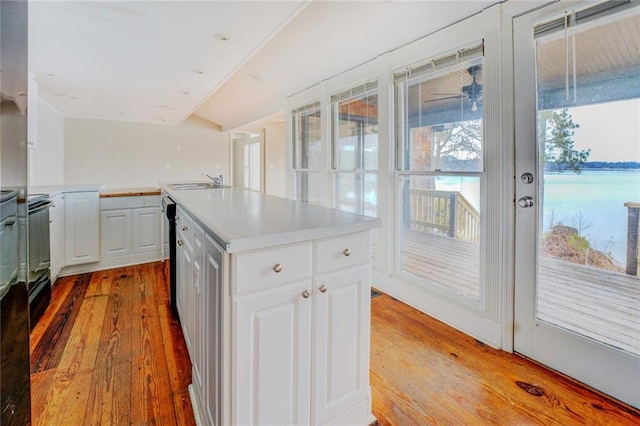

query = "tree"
[538,108,590,173]
[431,120,482,171]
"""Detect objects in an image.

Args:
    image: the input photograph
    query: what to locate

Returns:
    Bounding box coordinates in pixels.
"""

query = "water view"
[434,170,640,266]
[542,169,640,265]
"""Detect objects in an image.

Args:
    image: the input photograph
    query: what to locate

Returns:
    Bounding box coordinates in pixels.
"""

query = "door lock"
[518,196,534,208]
[521,172,534,184]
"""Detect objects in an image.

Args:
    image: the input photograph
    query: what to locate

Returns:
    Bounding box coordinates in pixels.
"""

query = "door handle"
[518,196,534,208]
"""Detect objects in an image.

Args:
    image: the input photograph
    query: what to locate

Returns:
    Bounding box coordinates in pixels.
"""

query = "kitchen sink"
[168,182,231,190]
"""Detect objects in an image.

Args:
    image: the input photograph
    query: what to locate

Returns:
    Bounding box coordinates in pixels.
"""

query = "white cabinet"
[234,280,312,426]
[176,208,225,426]
[314,266,370,425]
[173,199,374,426]
[202,234,224,426]
[133,207,161,253]
[232,232,372,426]
[176,207,194,353]
[100,209,133,258]
[99,195,162,263]
[49,193,65,282]
[64,191,99,265]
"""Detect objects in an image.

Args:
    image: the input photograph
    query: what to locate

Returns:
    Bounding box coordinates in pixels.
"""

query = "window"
[331,82,378,216]
[395,45,484,300]
[331,82,379,263]
[292,101,322,204]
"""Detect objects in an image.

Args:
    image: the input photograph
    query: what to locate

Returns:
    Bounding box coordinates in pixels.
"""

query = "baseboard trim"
[58,251,163,277]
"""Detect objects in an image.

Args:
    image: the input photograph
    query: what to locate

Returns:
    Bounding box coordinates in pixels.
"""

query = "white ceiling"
[29,1,498,130]
[28,1,306,124]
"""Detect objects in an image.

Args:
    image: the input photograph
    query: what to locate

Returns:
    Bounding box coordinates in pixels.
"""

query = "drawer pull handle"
[302,290,310,299]
[343,248,351,257]
[319,285,327,293]
[273,264,283,273]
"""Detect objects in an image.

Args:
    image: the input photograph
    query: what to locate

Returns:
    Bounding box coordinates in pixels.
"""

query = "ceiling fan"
[425,65,483,112]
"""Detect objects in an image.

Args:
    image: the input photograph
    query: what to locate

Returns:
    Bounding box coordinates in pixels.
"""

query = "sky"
[568,98,640,163]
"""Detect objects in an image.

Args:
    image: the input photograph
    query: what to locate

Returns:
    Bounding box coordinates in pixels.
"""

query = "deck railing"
[625,202,640,276]
[409,189,480,243]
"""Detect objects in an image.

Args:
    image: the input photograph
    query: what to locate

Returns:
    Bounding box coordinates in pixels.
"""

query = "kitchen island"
[162,185,380,426]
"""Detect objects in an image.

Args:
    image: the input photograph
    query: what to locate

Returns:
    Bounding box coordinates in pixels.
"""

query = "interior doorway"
[232,131,264,192]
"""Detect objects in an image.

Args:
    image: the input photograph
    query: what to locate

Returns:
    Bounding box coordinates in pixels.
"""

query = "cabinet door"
[191,222,205,407]
[49,194,65,281]
[234,280,312,426]
[64,192,99,265]
[203,234,224,426]
[313,266,370,425]
[132,207,161,253]
[100,209,133,258]
[177,228,194,356]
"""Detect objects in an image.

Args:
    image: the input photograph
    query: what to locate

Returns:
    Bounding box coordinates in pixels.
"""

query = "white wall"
[64,116,230,188]
[29,99,65,185]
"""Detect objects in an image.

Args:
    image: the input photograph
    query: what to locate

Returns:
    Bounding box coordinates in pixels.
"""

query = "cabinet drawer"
[233,242,312,294]
[315,232,370,275]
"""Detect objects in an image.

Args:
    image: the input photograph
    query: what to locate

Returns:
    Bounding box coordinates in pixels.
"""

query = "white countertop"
[30,184,105,196]
[163,186,381,253]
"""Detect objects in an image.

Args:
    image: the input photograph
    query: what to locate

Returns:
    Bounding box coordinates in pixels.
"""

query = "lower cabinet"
[99,196,161,261]
[176,208,225,426]
[175,205,373,426]
[234,280,313,425]
[65,191,99,266]
[314,266,370,425]
[49,193,65,282]
[100,209,133,258]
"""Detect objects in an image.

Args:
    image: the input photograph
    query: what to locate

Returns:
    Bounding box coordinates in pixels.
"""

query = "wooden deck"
[398,228,640,356]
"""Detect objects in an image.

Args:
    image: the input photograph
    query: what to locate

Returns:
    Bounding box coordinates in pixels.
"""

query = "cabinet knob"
[273,264,283,273]
[343,248,351,257]
[182,225,188,232]
[301,290,310,299]
[319,285,327,293]
[178,240,183,246]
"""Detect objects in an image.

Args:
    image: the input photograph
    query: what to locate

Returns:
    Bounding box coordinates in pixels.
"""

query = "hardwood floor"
[30,263,195,425]
[31,262,639,425]
[370,294,640,425]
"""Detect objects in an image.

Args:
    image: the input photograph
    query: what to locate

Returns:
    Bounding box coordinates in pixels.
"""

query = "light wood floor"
[31,262,640,425]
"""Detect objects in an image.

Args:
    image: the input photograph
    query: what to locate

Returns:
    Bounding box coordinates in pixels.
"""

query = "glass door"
[514,1,640,409]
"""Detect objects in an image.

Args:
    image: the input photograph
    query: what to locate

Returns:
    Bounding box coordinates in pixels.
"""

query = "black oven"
[27,194,52,328]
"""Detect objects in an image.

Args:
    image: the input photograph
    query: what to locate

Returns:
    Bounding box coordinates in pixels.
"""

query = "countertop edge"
[162,186,382,253]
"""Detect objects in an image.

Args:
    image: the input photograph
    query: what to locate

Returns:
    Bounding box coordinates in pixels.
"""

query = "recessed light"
[68,95,79,100]
[158,105,176,110]
[44,73,56,77]
[52,92,67,97]
[214,33,230,42]
[192,69,205,75]
[180,91,190,95]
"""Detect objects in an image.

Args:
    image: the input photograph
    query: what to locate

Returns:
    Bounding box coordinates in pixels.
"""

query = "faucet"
[203,173,224,186]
